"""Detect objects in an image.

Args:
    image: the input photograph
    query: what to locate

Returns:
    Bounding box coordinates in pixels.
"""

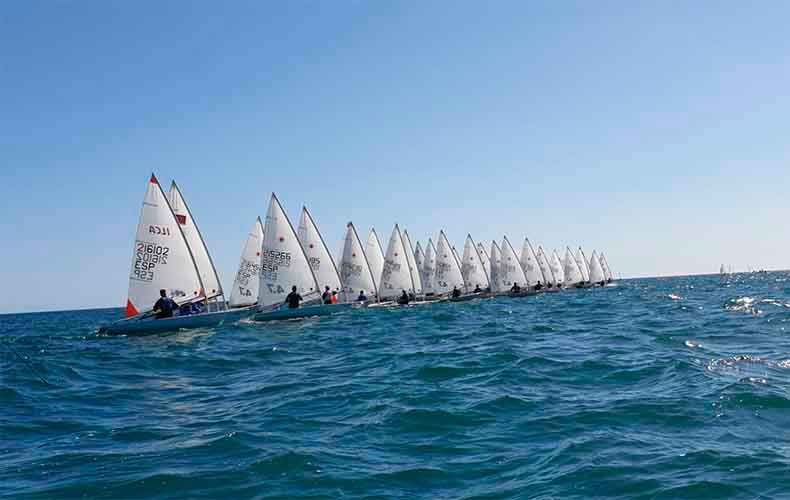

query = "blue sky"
[2,1,790,313]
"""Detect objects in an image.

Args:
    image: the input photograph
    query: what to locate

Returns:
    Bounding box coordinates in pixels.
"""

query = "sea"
[3,273,790,499]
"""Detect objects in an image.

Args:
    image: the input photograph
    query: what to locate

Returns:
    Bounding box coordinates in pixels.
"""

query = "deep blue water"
[3,274,790,499]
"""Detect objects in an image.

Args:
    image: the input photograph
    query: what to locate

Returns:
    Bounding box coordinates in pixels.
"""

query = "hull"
[449,292,487,302]
[252,303,351,322]
[507,290,538,298]
[224,305,259,323]
[99,310,226,336]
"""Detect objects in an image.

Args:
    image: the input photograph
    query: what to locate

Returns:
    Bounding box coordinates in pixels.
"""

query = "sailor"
[153,289,177,319]
[510,283,521,293]
[397,290,410,305]
[451,286,461,298]
[285,286,302,309]
[330,291,338,304]
[534,280,543,291]
[357,290,368,302]
[473,284,482,293]
[322,286,331,304]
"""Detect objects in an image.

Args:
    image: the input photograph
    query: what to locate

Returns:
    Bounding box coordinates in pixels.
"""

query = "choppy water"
[3,273,790,499]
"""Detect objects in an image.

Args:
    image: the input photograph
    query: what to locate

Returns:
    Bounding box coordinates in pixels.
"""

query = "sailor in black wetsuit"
[397,290,410,305]
[322,286,331,304]
[153,289,177,319]
[357,290,368,302]
[510,283,521,294]
[285,286,302,309]
[451,286,461,298]
[473,284,482,293]
[534,280,543,291]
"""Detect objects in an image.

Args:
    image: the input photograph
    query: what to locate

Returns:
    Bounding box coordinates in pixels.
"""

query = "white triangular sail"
[461,234,490,291]
[125,174,204,317]
[366,228,385,288]
[551,249,565,285]
[229,217,264,308]
[589,250,606,283]
[489,241,504,293]
[519,238,545,286]
[258,194,320,308]
[501,236,529,288]
[434,230,465,295]
[536,246,556,286]
[576,247,591,282]
[401,229,423,295]
[298,206,342,294]
[601,253,613,281]
[422,238,437,294]
[379,224,414,299]
[414,242,426,278]
[169,181,223,300]
[477,242,491,280]
[564,246,584,286]
[339,222,378,302]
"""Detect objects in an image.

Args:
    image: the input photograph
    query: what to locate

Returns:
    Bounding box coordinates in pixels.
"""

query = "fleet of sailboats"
[102,174,618,335]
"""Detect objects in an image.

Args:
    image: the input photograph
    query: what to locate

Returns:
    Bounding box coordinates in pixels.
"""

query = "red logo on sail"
[175,214,187,225]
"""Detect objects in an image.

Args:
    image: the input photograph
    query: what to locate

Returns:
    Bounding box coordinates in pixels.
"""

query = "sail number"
[132,241,170,281]
[261,249,291,282]
[148,225,172,236]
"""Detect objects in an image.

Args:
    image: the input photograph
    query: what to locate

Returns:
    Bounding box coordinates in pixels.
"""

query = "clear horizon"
[2,2,790,314]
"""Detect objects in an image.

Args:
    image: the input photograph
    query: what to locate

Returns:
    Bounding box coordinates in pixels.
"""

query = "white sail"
[519,238,545,286]
[297,206,342,294]
[379,224,414,299]
[477,242,491,280]
[461,234,490,290]
[125,174,204,317]
[589,250,606,283]
[564,246,584,286]
[228,217,264,308]
[366,228,385,288]
[401,229,423,295]
[576,247,591,282]
[551,249,565,285]
[489,241,504,293]
[576,247,590,281]
[422,238,437,294]
[414,242,426,278]
[601,253,613,281]
[258,194,320,308]
[536,246,556,286]
[434,230,465,295]
[168,181,223,300]
[339,222,378,302]
[501,236,529,288]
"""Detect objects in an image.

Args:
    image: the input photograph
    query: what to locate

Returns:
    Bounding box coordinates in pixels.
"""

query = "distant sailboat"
[477,242,491,280]
[588,250,606,285]
[414,242,426,283]
[564,246,584,288]
[576,246,591,283]
[379,224,415,300]
[422,238,437,295]
[551,249,566,286]
[228,217,264,309]
[536,246,557,289]
[298,206,342,295]
[501,236,530,294]
[338,222,378,303]
[489,241,504,294]
[520,238,545,289]
[401,229,423,296]
[434,230,465,296]
[459,234,490,298]
[600,253,614,282]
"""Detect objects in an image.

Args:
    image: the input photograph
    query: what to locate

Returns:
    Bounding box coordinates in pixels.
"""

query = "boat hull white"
[99,310,226,336]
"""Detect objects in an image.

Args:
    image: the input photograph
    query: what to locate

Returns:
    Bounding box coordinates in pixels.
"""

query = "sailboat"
[169,181,225,308]
[422,238,437,296]
[401,229,423,296]
[563,246,584,288]
[550,249,565,287]
[456,234,490,301]
[366,228,385,289]
[433,230,465,297]
[501,236,532,296]
[588,250,606,286]
[100,174,226,335]
[298,206,342,298]
[536,246,559,291]
[225,217,265,321]
[338,222,378,303]
[600,253,614,283]
[520,238,546,291]
[414,241,426,287]
[253,194,347,321]
[489,241,504,294]
[576,246,591,284]
[378,224,416,301]
[477,242,491,280]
